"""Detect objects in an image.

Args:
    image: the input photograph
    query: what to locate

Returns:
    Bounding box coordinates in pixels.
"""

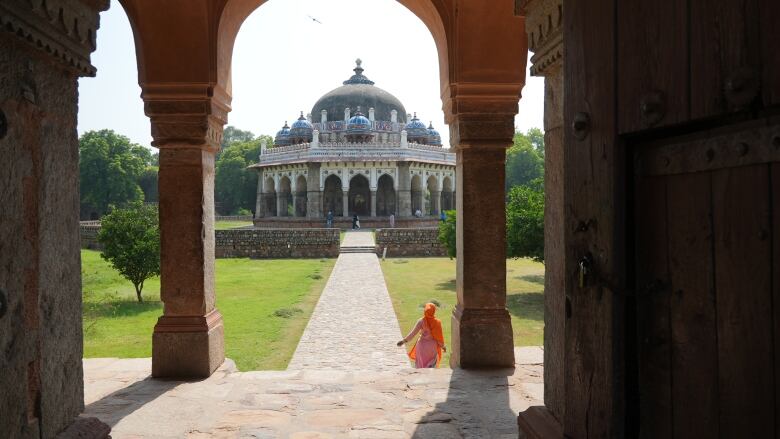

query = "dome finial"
[344,58,374,85]
[299,111,305,120]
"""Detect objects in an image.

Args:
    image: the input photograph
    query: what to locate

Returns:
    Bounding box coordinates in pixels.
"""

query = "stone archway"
[294,175,307,217]
[278,176,292,217]
[441,176,453,211]
[410,174,423,215]
[264,177,277,217]
[348,174,370,217]
[426,174,439,215]
[377,174,396,216]
[323,174,343,217]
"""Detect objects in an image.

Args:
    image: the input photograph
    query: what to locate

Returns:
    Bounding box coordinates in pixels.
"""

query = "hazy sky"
[77,0,544,149]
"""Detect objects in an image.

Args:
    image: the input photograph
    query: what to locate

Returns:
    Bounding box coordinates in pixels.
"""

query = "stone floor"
[289,231,408,371]
[82,347,543,438]
[81,230,544,437]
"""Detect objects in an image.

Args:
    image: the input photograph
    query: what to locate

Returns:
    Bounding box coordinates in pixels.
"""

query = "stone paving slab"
[288,249,409,371]
[82,350,544,438]
[340,230,376,247]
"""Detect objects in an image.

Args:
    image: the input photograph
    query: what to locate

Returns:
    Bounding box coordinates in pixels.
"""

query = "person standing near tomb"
[397,303,446,368]
[389,213,395,228]
[352,214,360,229]
[327,210,333,228]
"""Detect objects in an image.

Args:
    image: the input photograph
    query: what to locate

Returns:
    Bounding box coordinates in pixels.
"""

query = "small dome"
[289,112,314,143]
[405,113,428,140]
[427,122,442,145]
[274,121,291,146]
[347,108,372,134]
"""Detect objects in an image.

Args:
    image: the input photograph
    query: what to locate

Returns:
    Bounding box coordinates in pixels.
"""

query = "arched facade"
[322,174,343,217]
[295,175,307,217]
[116,0,526,384]
[348,175,371,217]
[376,174,396,216]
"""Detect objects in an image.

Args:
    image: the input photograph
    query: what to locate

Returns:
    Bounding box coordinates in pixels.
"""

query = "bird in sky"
[307,15,323,24]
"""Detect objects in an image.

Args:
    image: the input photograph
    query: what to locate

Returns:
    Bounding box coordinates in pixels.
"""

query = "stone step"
[339,246,377,253]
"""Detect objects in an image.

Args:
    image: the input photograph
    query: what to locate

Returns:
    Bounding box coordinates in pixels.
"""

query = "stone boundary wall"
[80,224,103,250]
[374,228,448,257]
[215,215,253,222]
[215,229,339,259]
[253,217,440,230]
[80,226,339,259]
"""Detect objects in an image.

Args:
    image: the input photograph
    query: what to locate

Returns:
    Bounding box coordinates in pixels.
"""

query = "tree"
[138,166,159,203]
[505,130,544,190]
[79,130,150,216]
[98,202,160,303]
[506,177,545,261]
[221,126,255,150]
[437,210,457,259]
[214,134,273,214]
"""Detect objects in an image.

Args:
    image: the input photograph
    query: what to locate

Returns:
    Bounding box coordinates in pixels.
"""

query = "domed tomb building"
[252,60,455,226]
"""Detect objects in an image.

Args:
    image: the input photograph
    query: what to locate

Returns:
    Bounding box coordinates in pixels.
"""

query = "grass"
[81,250,335,370]
[215,220,254,230]
[380,257,544,367]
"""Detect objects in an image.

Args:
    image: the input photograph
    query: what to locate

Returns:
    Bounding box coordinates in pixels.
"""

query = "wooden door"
[564,0,780,437]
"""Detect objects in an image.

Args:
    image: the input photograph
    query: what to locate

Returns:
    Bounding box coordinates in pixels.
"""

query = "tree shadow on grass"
[507,292,544,321]
[84,299,162,319]
[517,274,545,285]
[435,279,456,292]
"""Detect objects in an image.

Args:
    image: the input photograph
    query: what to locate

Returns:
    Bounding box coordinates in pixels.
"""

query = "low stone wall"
[80,224,103,250]
[215,229,339,259]
[374,228,448,257]
[215,215,253,222]
[253,216,440,230]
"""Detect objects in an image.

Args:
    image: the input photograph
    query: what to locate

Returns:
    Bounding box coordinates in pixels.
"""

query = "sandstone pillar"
[342,192,350,218]
[277,191,285,217]
[0,1,110,435]
[145,85,226,378]
[449,112,517,368]
[397,163,412,216]
[370,190,377,217]
[307,163,322,218]
[255,174,264,218]
[517,0,565,434]
[433,190,442,215]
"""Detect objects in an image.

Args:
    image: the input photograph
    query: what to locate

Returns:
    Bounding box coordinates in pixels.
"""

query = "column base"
[450,306,514,368]
[517,406,563,439]
[56,417,111,438]
[152,309,225,378]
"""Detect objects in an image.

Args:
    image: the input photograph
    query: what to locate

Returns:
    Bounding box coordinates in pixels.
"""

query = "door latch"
[578,254,593,289]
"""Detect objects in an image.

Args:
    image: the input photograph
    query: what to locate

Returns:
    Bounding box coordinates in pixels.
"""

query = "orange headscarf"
[408,303,446,367]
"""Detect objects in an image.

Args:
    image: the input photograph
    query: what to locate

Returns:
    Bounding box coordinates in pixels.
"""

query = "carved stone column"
[449,112,516,368]
[0,1,111,437]
[517,0,565,435]
[307,163,322,218]
[145,84,226,378]
[397,163,412,216]
[432,190,441,215]
[342,192,350,218]
[255,174,264,218]
[370,190,377,217]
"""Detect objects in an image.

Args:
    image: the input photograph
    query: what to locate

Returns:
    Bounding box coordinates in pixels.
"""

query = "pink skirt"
[414,337,439,368]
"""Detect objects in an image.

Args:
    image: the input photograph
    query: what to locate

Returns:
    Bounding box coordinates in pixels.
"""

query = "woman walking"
[397,303,446,368]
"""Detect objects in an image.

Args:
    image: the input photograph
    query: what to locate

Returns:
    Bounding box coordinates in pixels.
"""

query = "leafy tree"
[98,202,160,303]
[437,210,457,259]
[79,130,150,216]
[214,134,273,214]
[506,178,545,261]
[221,126,255,150]
[138,166,159,203]
[505,130,544,191]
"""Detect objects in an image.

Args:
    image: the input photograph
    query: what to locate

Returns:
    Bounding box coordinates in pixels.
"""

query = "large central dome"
[311,60,407,124]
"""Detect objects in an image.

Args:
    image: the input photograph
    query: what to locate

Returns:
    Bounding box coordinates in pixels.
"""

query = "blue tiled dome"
[347,108,372,134]
[405,113,428,140]
[289,112,314,143]
[427,122,442,145]
[274,121,291,146]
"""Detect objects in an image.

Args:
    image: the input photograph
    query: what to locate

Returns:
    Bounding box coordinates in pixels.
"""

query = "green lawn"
[215,220,254,230]
[381,257,544,366]
[81,250,335,370]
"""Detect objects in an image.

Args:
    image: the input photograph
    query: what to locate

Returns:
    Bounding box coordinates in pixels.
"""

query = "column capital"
[141,83,231,152]
[520,0,563,77]
[442,83,521,149]
[0,0,108,76]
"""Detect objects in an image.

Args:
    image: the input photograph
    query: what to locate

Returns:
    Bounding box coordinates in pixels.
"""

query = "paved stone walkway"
[289,231,409,370]
[82,347,544,438]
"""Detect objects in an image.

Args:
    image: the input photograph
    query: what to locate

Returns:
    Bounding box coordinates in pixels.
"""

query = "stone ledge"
[517,405,563,439]
[55,417,111,439]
